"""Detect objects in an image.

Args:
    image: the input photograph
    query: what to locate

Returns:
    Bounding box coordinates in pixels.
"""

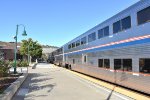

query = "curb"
[0,73,28,100]
[31,63,37,69]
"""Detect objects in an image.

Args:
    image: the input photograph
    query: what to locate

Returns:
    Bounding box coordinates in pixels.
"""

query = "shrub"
[8,61,14,67]
[0,60,30,77]
[17,61,22,67]
[20,61,29,67]
[0,60,9,77]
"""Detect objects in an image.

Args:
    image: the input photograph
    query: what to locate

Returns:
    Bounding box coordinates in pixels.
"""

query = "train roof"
[61,0,148,47]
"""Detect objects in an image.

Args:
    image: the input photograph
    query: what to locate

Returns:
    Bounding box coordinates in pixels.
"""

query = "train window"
[98,29,103,39]
[103,26,109,37]
[123,59,132,71]
[60,48,63,52]
[98,59,103,67]
[68,44,71,49]
[114,59,122,70]
[114,59,132,71]
[137,6,150,25]
[104,59,110,68]
[121,16,131,30]
[76,40,80,47]
[88,32,96,42]
[139,58,150,73]
[98,59,110,68]
[81,37,87,45]
[113,16,131,34]
[72,42,75,48]
[98,26,109,39]
[113,20,121,34]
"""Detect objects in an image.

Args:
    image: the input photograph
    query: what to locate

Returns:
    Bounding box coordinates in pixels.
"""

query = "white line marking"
[113,93,130,100]
[133,73,139,76]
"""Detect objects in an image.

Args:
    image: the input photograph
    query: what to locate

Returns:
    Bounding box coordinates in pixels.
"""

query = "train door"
[82,54,87,64]
[73,59,75,64]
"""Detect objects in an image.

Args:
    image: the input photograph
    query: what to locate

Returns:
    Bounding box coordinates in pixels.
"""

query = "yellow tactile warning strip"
[64,68,150,100]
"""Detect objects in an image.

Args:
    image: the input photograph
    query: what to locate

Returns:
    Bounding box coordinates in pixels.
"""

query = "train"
[48,0,150,94]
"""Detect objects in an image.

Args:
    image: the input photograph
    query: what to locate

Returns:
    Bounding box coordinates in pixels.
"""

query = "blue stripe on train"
[65,38,150,55]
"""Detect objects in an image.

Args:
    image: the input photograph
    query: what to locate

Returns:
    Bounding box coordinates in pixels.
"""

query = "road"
[12,63,133,100]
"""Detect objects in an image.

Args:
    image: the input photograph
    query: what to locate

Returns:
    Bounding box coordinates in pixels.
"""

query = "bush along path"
[0,60,28,94]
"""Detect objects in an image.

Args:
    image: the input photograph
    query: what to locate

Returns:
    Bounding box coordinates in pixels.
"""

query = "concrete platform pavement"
[12,63,133,100]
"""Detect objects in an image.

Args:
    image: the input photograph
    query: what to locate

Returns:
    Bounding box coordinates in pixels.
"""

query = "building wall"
[0,49,14,61]
[0,50,4,60]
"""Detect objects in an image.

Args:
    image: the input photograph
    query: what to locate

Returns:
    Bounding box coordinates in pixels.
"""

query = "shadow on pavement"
[106,86,116,100]
[106,70,117,100]
[12,73,56,100]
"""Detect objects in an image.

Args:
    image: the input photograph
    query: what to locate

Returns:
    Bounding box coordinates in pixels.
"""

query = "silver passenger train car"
[50,0,150,94]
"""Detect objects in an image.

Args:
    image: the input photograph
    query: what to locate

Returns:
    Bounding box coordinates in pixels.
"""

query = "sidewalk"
[12,64,58,100]
[12,63,133,100]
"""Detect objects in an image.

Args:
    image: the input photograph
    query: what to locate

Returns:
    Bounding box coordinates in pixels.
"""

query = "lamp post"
[14,24,27,74]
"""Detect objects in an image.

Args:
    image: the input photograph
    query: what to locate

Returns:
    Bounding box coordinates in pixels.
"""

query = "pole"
[14,24,27,74]
[14,25,18,74]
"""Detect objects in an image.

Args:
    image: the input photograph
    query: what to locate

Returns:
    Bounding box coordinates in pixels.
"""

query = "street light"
[14,24,27,74]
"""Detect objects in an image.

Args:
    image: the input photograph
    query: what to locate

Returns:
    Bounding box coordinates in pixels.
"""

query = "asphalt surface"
[12,63,133,100]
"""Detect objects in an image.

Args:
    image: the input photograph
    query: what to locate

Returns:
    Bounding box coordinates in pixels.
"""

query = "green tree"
[20,38,42,61]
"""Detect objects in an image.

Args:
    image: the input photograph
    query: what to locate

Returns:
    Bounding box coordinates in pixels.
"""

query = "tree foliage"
[20,38,42,59]
[0,60,10,77]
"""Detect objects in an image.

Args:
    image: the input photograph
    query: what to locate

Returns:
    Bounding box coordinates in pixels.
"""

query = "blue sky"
[0,0,139,47]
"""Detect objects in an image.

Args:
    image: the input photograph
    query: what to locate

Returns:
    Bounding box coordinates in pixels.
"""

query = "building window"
[113,16,131,34]
[88,32,96,42]
[137,6,150,25]
[121,16,131,30]
[81,37,87,45]
[98,26,109,39]
[98,59,110,68]
[114,59,132,71]
[139,58,150,73]
[76,40,80,47]
[68,44,71,49]
[72,42,75,48]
